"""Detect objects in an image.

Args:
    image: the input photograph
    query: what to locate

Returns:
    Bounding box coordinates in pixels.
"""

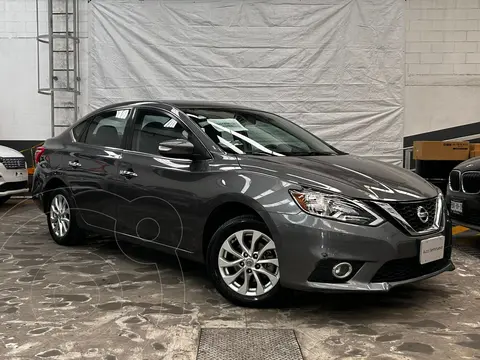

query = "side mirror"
[158,139,195,158]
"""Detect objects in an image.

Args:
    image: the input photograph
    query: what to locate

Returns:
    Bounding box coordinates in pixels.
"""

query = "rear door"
[66,107,132,233]
[113,106,211,253]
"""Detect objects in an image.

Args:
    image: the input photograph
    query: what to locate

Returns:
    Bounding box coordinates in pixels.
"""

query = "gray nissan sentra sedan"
[32,101,454,306]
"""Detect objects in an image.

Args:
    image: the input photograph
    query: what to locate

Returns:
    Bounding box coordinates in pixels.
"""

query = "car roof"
[95,100,256,112]
[162,100,254,110]
[72,100,266,131]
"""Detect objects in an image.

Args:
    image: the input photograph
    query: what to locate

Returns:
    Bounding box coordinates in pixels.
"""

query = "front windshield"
[181,108,339,157]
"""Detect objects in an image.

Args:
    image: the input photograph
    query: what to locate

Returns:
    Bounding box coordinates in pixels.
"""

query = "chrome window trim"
[461,171,480,195]
[121,147,193,163]
[373,195,443,236]
[448,170,461,192]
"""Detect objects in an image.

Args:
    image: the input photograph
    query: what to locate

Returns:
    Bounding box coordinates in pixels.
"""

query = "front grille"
[389,198,437,232]
[462,171,480,194]
[372,246,452,283]
[449,170,460,191]
[0,181,28,192]
[308,259,364,283]
[1,157,26,169]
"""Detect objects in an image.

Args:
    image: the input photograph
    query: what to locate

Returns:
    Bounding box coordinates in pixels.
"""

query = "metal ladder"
[36,0,81,137]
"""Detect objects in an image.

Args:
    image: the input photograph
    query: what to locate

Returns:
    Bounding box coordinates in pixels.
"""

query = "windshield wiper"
[287,151,336,156]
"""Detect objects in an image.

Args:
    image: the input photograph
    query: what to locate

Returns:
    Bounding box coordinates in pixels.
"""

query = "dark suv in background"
[447,158,480,231]
[32,101,453,306]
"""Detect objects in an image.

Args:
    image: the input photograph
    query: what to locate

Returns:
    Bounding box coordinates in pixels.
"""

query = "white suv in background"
[0,145,29,204]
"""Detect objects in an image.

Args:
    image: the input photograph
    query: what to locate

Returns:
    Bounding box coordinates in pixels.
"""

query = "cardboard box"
[470,143,480,152]
[413,141,469,161]
[470,150,480,158]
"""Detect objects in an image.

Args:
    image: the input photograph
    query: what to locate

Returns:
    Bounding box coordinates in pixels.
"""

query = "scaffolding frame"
[36,0,81,137]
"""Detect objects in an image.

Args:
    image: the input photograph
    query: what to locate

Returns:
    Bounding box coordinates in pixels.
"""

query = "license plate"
[451,200,463,214]
[420,235,445,265]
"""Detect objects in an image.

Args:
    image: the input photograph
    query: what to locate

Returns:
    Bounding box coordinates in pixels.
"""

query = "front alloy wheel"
[207,215,282,307]
[218,230,279,297]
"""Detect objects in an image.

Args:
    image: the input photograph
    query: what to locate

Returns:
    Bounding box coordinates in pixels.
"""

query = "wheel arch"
[201,194,278,260]
[41,177,69,213]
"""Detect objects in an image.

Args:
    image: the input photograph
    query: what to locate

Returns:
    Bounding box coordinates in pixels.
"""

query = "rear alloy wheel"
[47,189,83,245]
[50,194,70,238]
[207,215,281,307]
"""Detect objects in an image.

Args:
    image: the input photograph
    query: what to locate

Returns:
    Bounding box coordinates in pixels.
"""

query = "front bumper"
[268,211,454,292]
[0,164,29,197]
[446,190,480,231]
[0,187,30,197]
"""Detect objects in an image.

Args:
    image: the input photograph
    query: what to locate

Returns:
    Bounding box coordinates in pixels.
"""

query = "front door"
[114,107,210,253]
[66,108,132,233]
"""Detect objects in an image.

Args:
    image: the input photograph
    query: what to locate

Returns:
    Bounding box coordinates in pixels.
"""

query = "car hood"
[0,145,24,158]
[454,157,480,171]
[237,154,438,202]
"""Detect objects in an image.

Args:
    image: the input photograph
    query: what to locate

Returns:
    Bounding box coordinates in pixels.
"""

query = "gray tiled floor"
[1,199,480,360]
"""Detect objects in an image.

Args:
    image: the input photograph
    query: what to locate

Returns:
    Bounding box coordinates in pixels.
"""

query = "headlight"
[290,190,384,226]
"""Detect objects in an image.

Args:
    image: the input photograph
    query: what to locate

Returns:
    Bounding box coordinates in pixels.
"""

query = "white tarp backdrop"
[89,0,404,164]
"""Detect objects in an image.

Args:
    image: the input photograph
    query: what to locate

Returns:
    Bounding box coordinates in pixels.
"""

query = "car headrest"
[141,121,165,134]
[95,125,120,147]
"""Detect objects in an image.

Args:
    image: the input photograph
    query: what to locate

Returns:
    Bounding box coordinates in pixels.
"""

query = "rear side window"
[72,120,88,141]
[83,109,131,148]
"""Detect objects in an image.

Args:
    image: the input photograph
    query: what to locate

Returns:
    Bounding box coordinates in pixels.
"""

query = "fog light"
[332,262,353,279]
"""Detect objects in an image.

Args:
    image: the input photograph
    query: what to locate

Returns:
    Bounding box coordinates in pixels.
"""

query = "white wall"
[0,0,88,141]
[405,0,480,137]
[2,0,480,146]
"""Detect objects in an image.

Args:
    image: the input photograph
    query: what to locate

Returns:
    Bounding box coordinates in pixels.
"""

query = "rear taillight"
[34,146,45,165]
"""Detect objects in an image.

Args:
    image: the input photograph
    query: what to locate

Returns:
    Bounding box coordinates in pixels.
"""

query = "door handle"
[68,160,82,168]
[120,170,137,178]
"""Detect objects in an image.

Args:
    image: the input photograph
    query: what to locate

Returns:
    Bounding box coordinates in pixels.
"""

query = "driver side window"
[132,109,190,156]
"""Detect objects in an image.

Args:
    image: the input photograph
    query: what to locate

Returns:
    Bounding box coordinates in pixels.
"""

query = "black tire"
[206,215,282,307]
[46,188,83,246]
[0,196,11,205]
